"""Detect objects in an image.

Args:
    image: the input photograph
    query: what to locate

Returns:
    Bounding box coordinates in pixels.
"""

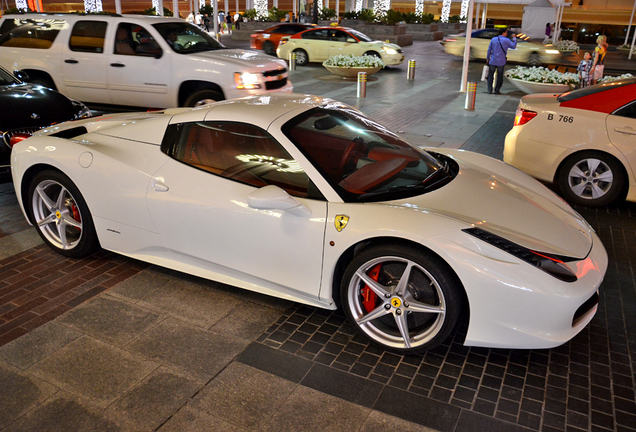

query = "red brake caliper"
[71,203,81,229]
[361,264,381,313]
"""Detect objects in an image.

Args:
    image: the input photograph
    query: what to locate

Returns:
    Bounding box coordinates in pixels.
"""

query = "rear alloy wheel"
[263,41,276,56]
[341,245,463,353]
[184,90,224,107]
[558,152,624,207]
[28,170,99,258]
[528,52,541,66]
[293,49,308,66]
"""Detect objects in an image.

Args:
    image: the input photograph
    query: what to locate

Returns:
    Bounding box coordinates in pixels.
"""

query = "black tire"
[527,52,541,66]
[293,49,309,66]
[28,170,99,258]
[184,90,224,107]
[558,151,625,207]
[263,41,276,56]
[364,51,382,59]
[340,244,464,353]
[468,47,475,61]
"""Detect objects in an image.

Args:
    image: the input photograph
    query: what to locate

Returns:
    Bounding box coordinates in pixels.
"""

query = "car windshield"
[0,66,19,85]
[283,105,450,202]
[153,22,225,53]
[348,29,373,42]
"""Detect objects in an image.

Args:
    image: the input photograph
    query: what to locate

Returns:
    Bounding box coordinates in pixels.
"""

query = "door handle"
[614,127,636,135]
[152,181,169,192]
[64,59,79,64]
[110,63,126,67]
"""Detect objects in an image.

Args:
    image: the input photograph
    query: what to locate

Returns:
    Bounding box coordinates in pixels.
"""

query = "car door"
[108,22,171,107]
[607,101,636,175]
[301,29,331,62]
[61,20,111,104]
[328,29,359,57]
[146,120,328,300]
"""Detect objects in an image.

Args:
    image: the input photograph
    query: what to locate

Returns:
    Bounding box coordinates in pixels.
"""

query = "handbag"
[481,65,489,82]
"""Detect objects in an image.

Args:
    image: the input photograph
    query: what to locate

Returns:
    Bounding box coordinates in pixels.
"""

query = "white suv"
[0,13,293,107]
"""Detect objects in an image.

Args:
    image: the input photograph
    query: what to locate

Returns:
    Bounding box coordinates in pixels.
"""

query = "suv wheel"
[184,90,224,107]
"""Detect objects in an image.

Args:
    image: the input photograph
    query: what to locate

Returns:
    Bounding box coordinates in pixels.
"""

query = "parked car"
[0,13,292,108]
[11,94,605,353]
[277,26,404,66]
[504,78,636,207]
[440,29,561,65]
[0,65,91,181]
[251,23,315,56]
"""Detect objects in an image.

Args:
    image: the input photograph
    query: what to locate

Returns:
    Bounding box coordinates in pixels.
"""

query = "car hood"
[195,48,288,70]
[0,83,78,130]
[385,149,593,258]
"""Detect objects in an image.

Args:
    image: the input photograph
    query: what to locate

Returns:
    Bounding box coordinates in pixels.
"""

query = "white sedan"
[11,94,605,353]
[276,26,404,66]
[504,78,636,207]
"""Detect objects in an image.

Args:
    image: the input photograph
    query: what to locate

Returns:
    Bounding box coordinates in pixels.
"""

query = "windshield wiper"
[421,160,450,189]
[358,183,426,200]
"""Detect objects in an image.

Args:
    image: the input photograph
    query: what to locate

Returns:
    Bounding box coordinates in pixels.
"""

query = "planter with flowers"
[545,39,579,55]
[599,73,634,83]
[504,66,579,94]
[323,54,385,78]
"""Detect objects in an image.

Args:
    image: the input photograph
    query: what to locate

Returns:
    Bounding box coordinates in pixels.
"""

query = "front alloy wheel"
[28,170,99,258]
[341,245,463,353]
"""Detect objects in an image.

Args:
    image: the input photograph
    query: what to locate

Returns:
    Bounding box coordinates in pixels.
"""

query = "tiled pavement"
[0,39,635,432]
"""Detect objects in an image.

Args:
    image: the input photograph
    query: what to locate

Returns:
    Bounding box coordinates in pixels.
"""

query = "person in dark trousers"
[486,27,517,94]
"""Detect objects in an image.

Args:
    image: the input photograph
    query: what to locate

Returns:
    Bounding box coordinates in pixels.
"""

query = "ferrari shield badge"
[335,215,349,232]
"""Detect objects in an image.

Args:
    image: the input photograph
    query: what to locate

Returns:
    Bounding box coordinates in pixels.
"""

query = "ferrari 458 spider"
[11,94,607,353]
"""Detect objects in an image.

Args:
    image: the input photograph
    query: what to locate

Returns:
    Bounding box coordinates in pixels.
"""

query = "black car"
[0,65,91,181]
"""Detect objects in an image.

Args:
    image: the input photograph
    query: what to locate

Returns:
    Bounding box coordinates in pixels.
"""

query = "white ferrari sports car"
[505,78,636,207]
[11,94,606,353]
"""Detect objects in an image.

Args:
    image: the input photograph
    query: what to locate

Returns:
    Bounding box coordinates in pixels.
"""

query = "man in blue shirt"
[486,27,517,94]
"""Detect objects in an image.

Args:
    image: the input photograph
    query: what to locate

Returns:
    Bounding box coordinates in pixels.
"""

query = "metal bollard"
[465,82,477,110]
[289,52,296,71]
[407,59,416,80]
[357,72,367,98]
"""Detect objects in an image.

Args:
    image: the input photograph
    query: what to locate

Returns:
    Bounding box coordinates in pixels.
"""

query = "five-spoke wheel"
[28,170,99,258]
[558,152,624,207]
[341,245,463,353]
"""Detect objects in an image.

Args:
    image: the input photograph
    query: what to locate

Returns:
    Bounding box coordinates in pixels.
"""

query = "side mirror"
[13,70,29,82]
[346,38,356,43]
[247,185,311,217]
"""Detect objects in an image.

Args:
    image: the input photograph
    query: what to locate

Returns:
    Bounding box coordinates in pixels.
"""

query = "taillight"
[9,133,32,147]
[445,38,456,42]
[514,107,537,126]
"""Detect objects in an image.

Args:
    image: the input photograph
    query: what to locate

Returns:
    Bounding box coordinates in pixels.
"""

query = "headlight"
[545,49,560,54]
[463,227,578,282]
[71,99,92,119]
[382,47,397,55]
[234,72,261,90]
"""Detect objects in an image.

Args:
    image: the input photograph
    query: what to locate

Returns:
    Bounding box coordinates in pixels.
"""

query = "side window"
[330,30,348,42]
[69,21,107,53]
[303,30,328,40]
[114,23,162,57]
[171,122,311,197]
[614,101,636,119]
[0,18,64,49]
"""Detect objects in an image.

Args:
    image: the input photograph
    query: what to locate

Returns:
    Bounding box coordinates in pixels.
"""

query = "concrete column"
[115,0,121,14]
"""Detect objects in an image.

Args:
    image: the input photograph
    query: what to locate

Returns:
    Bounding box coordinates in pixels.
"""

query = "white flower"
[504,66,579,88]
[599,73,634,83]
[550,40,579,51]
[323,54,385,68]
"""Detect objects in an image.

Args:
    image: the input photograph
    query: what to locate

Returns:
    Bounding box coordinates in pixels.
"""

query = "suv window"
[0,18,65,49]
[114,23,162,57]
[154,22,223,54]
[69,21,107,53]
[168,122,311,197]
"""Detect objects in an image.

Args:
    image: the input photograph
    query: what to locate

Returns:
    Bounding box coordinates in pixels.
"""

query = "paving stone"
[191,362,297,430]
[124,318,247,381]
[360,409,438,432]
[260,385,370,432]
[57,295,162,347]
[158,405,248,432]
[0,321,82,369]
[28,336,158,407]
[105,367,202,430]
[0,362,58,427]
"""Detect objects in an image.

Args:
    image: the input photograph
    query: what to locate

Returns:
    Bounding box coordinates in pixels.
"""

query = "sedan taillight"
[9,133,32,147]
[514,107,537,126]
